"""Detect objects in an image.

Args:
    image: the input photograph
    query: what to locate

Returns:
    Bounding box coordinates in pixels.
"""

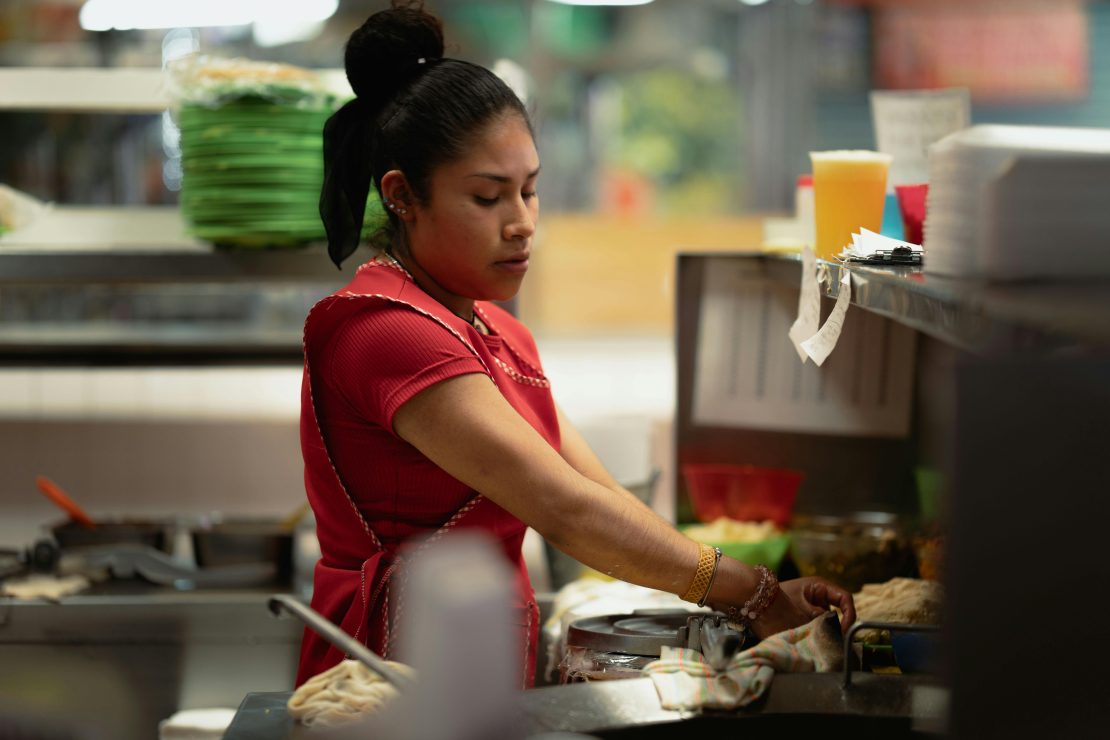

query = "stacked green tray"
[178,99,380,248]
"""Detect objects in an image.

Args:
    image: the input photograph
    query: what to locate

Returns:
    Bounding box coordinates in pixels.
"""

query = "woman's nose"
[503,198,536,241]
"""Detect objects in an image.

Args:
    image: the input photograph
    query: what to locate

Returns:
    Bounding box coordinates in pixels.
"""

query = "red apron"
[295,257,552,688]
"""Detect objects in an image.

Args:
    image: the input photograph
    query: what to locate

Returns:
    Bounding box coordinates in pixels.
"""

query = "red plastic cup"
[894,183,929,246]
[681,464,804,527]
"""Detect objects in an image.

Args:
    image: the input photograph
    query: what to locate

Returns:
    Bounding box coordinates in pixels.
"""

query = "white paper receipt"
[800,268,852,367]
[787,245,820,362]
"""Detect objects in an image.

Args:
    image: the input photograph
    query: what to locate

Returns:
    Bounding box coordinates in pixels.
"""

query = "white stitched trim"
[304,362,381,550]
[352,564,369,647]
[474,305,551,388]
[357,253,412,279]
[492,356,550,388]
[350,262,550,389]
[523,600,534,689]
[385,494,484,655]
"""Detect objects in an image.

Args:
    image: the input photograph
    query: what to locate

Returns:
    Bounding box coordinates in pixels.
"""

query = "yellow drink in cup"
[810,151,893,260]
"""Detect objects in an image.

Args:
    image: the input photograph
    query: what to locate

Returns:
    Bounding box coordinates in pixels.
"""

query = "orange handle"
[36,475,97,530]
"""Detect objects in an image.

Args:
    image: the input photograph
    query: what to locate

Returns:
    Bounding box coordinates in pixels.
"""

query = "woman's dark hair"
[320,0,532,268]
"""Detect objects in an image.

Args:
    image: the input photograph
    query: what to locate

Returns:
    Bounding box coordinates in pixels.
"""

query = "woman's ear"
[379,169,415,220]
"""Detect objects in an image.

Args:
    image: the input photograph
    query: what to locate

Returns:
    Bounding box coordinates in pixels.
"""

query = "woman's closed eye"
[473,190,538,207]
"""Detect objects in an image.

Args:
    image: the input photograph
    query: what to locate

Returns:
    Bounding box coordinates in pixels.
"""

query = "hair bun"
[344,1,445,111]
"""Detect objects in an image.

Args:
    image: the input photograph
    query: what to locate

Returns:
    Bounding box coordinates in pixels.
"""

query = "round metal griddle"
[565,611,697,657]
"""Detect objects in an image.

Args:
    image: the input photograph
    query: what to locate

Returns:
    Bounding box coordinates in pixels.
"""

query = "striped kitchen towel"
[643,612,843,710]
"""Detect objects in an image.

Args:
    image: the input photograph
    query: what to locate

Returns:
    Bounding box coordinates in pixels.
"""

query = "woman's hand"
[750,577,856,639]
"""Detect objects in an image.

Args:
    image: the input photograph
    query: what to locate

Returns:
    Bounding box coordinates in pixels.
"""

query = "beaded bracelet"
[727,564,779,632]
[681,543,721,604]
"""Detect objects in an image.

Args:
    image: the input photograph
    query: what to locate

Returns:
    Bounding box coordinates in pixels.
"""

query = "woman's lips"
[494,255,530,274]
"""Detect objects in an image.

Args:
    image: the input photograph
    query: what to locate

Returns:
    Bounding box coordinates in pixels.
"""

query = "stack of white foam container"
[925,125,1110,281]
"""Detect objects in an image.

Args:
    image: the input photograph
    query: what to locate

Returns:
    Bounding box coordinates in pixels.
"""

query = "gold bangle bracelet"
[681,543,718,603]
[697,546,723,607]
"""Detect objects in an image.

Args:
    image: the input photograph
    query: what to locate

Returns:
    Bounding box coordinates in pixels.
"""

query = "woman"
[298,0,855,688]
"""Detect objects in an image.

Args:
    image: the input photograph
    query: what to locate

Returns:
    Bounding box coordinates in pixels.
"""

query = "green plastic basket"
[679,527,792,573]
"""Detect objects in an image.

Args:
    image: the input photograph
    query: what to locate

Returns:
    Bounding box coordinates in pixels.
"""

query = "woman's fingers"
[803,579,856,631]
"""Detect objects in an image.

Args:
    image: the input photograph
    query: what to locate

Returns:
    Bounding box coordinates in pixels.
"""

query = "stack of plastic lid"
[925,125,1110,281]
[178,101,331,247]
[168,55,381,249]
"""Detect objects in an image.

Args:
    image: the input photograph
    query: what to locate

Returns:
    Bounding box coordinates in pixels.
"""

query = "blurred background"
[1,0,1104,334]
[0,0,1103,538]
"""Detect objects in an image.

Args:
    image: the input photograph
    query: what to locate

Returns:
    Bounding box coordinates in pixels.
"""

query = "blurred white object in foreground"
[398,531,521,740]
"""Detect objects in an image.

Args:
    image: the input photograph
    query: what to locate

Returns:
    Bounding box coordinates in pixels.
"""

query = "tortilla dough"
[287,659,416,727]
[853,577,943,642]
[0,574,90,601]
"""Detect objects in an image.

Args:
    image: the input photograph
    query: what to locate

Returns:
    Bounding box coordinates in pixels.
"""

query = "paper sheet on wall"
[870,88,970,186]
[691,257,915,437]
[800,268,851,367]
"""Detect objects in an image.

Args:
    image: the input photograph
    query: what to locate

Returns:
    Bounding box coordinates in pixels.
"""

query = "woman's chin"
[481,279,525,304]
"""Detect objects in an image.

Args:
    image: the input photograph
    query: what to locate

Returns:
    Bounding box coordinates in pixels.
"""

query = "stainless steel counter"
[225,673,946,739]
[0,588,301,740]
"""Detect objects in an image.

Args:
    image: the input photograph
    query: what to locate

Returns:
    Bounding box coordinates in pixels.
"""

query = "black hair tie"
[320,96,373,269]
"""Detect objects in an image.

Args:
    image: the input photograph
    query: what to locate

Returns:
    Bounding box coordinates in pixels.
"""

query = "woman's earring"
[384,198,408,216]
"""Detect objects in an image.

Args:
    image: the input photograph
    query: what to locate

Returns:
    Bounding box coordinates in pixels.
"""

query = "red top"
[296,254,560,688]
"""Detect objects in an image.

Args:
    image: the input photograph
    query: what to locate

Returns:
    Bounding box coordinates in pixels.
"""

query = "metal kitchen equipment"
[224,607,948,739]
[9,514,298,590]
[268,594,414,692]
[35,475,97,530]
[561,611,749,682]
[72,543,278,589]
[842,620,942,687]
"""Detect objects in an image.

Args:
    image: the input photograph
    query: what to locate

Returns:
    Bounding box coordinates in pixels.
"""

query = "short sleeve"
[324,303,490,431]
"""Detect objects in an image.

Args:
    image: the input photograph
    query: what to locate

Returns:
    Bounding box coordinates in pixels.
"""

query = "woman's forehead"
[448,115,539,177]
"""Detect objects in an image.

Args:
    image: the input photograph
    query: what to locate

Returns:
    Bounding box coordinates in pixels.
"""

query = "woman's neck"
[391,251,476,324]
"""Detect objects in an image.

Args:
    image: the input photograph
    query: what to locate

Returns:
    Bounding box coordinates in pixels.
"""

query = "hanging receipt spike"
[788,246,854,366]
[788,245,820,362]
[800,267,852,367]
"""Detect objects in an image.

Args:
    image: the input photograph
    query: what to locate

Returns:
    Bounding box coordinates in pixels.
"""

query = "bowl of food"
[788,511,916,592]
[681,464,803,527]
[680,517,791,572]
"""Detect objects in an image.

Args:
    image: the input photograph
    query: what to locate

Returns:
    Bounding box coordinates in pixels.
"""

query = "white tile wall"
[0,367,302,421]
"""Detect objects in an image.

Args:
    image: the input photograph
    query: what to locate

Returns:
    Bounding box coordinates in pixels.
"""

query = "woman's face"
[404,113,540,316]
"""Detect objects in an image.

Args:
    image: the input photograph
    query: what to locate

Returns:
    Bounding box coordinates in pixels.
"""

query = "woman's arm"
[553,404,644,501]
[395,374,700,593]
[393,374,854,634]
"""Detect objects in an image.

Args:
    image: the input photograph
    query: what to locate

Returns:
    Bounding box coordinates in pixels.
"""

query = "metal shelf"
[0,244,348,284]
[0,67,351,113]
[0,242,350,362]
[0,325,308,365]
[0,67,354,364]
[721,253,1110,354]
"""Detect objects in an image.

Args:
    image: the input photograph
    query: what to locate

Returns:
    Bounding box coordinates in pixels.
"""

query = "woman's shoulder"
[306,256,470,347]
[323,299,477,359]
